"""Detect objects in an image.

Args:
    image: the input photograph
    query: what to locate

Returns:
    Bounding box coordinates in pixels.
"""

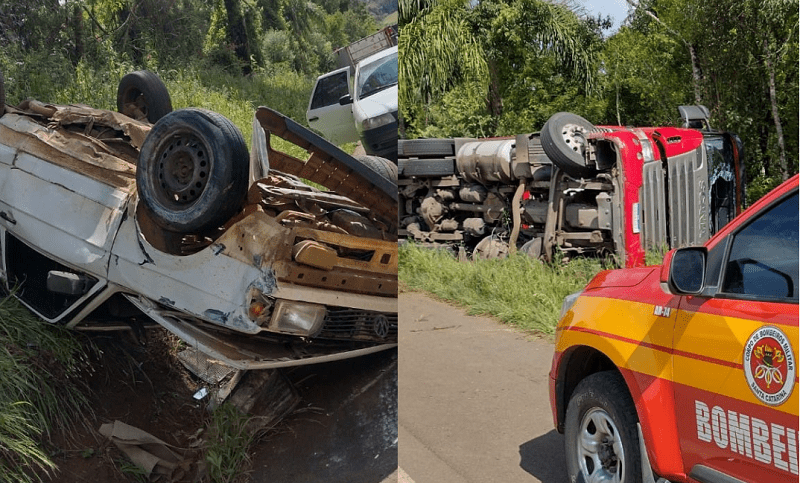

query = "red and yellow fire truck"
[549,174,798,482]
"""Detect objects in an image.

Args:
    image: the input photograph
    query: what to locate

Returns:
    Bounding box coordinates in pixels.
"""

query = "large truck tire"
[541,112,595,179]
[355,155,398,182]
[399,139,455,158]
[398,158,456,177]
[137,108,249,234]
[117,70,173,124]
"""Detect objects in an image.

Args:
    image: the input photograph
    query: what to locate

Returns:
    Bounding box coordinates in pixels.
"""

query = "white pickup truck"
[306,28,398,161]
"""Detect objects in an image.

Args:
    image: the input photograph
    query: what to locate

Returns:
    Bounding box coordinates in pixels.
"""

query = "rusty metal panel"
[667,147,709,248]
[641,160,667,250]
[254,107,397,234]
[274,260,398,297]
[0,110,139,191]
[291,227,397,274]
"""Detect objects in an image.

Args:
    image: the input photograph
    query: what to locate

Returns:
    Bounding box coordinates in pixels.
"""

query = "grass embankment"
[204,404,255,483]
[5,61,318,162]
[0,296,88,482]
[399,243,607,335]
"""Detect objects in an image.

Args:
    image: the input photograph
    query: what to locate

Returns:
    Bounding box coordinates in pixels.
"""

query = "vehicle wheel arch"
[555,345,617,432]
[557,345,685,479]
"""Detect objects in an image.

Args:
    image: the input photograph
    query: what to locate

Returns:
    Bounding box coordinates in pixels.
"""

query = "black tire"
[399,158,456,177]
[355,155,398,182]
[564,371,643,483]
[541,112,595,179]
[117,70,173,123]
[137,108,249,234]
[0,69,5,117]
[399,139,455,158]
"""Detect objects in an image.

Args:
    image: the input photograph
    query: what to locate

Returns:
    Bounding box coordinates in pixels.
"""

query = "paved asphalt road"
[250,349,398,483]
[399,291,568,483]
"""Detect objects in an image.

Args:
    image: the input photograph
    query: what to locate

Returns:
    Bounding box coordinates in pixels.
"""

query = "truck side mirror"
[339,94,353,105]
[678,105,711,130]
[664,247,707,295]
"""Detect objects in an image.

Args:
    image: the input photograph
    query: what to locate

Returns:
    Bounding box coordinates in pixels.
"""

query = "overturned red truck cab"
[399,106,744,266]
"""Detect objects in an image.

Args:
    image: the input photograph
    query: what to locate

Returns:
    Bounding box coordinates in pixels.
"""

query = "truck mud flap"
[124,294,397,370]
[399,158,456,177]
[254,107,397,233]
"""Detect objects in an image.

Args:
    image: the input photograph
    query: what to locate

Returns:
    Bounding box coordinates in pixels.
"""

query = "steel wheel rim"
[560,123,587,154]
[155,131,210,209]
[121,87,147,119]
[576,407,625,483]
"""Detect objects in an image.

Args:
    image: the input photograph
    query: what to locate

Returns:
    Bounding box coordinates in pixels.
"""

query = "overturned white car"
[0,70,398,369]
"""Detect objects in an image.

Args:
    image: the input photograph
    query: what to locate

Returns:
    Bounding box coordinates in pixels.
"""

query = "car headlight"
[559,291,583,320]
[362,112,395,131]
[268,300,326,337]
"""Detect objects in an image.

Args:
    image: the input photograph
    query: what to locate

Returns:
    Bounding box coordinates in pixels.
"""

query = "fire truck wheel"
[137,108,249,234]
[355,155,398,182]
[117,70,173,124]
[0,69,5,117]
[541,112,595,179]
[564,371,644,483]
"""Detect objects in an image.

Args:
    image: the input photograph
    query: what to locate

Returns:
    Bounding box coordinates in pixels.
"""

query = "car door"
[306,67,359,145]
[671,188,798,482]
[0,111,133,321]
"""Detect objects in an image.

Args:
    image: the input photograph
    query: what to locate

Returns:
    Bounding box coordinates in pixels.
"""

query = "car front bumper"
[361,121,398,161]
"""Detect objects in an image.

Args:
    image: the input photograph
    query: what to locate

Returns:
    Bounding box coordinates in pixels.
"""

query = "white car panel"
[306,67,359,145]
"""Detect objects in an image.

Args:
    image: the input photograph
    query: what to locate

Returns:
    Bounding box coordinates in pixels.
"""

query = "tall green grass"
[3,59,320,162]
[204,403,254,483]
[399,243,606,335]
[0,296,89,482]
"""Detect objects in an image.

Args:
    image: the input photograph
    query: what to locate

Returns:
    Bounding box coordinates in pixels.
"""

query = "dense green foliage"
[399,0,605,137]
[400,0,799,201]
[399,243,604,334]
[0,296,89,482]
[0,0,384,127]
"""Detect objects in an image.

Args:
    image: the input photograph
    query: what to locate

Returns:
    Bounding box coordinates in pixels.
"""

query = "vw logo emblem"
[373,315,390,338]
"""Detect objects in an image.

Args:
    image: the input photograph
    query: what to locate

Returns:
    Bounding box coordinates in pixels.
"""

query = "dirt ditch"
[42,328,397,483]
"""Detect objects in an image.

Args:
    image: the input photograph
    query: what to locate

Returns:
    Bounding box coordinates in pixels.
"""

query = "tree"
[601,26,693,126]
[399,0,487,131]
[399,0,602,137]
[616,0,798,200]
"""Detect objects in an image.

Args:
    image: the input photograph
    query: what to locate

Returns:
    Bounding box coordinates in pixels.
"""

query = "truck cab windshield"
[704,133,742,233]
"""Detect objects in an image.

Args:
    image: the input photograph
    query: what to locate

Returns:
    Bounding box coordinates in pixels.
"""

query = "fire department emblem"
[743,326,795,406]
